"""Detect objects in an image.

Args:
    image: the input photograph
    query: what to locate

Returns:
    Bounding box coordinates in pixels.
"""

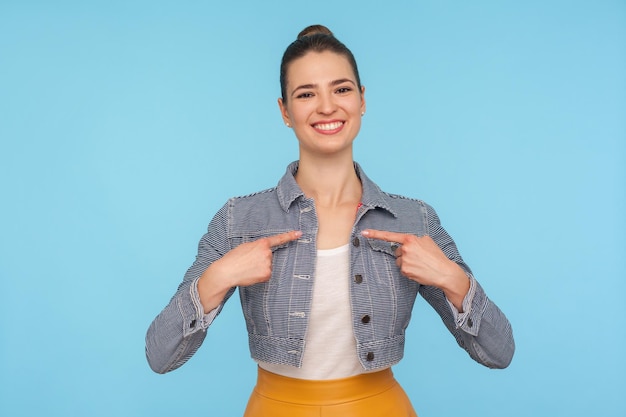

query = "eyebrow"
[290,78,357,98]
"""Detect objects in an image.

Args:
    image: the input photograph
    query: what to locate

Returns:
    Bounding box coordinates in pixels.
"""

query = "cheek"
[290,105,313,125]
[350,104,364,122]
[347,98,364,114]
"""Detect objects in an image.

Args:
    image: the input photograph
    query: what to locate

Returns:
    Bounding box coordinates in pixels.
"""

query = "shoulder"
[229,186,278,203]
[380,190,436,214]
[219,187,280,216]
[374,189,443,234]
[383,191,425,205]
[209,187,279,223]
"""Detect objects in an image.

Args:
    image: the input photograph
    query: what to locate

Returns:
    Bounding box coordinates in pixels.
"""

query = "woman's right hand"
[197,230,302,313]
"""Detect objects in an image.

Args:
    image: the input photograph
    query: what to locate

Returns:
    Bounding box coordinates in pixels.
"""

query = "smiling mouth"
[312,121,344,131]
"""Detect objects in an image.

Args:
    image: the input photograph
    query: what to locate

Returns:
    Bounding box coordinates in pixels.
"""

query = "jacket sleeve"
[418,202,515,369]
[145,201,237,374]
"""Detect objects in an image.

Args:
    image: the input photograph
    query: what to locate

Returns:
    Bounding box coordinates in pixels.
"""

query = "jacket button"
[352,237,360,247]
[467,318,473,328]
[366,352,374,361]
[189,319,197,328]
[354,274,363,284]
[361,315,371,324]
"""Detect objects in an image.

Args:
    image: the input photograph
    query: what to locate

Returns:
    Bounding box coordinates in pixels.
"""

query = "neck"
[295,154,362,208]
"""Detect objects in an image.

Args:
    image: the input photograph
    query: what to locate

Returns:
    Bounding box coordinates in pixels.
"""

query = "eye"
[335,86,353,94]
[296,92,314,99]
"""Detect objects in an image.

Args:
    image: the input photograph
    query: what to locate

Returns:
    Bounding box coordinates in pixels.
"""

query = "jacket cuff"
[447,275,488,336]
[181,277,222,337]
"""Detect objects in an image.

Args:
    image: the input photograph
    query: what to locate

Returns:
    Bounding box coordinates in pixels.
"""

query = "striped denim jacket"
[146,161,514,374]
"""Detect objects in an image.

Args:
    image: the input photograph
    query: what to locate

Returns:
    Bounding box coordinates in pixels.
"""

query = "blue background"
[1,1,624,416]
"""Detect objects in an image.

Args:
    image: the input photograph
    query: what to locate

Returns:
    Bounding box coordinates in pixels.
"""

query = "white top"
[257,244,365,380]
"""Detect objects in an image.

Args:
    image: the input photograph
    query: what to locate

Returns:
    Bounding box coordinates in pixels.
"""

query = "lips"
[312,121,344,134]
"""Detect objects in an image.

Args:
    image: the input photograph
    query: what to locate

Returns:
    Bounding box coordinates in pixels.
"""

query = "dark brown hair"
[279,25,361,103]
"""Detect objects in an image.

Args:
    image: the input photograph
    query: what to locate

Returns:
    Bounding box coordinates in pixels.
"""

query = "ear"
[360,85,366,115]
[277,98,291,126]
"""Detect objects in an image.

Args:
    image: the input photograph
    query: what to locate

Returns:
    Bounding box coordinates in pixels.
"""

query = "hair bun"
[297,24,334,40]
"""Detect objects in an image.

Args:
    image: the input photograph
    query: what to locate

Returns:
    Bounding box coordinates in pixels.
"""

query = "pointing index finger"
[361,229,408,244]
[265,230,303,248]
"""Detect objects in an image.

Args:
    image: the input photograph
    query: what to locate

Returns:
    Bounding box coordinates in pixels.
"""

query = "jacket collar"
[276,160,397,217]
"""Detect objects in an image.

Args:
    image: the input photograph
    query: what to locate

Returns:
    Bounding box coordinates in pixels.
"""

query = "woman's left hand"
[361,229,470,311]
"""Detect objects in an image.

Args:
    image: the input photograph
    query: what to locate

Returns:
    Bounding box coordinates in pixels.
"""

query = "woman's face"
[278,51,366,158]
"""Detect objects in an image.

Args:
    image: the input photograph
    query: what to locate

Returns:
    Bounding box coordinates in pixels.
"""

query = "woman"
[146,25,514,416]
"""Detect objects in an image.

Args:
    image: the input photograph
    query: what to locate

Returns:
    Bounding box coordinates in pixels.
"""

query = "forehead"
[286,51,356,86]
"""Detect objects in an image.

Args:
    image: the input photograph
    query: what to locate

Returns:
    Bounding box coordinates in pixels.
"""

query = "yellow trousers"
[244,367,418,417]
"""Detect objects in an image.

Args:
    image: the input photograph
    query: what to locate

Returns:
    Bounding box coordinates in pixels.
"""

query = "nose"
[316,92,337,115]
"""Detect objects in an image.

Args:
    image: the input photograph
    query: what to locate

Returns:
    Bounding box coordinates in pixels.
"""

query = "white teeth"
[314,121,343,131]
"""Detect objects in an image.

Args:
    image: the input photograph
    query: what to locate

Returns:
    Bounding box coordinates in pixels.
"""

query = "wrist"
[441,263,470,312]
[197,263,232,314]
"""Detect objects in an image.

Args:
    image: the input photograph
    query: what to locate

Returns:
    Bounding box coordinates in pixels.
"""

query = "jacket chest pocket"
[231,230,297,334]
[364,237,418,328]
[366,238,400,280]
